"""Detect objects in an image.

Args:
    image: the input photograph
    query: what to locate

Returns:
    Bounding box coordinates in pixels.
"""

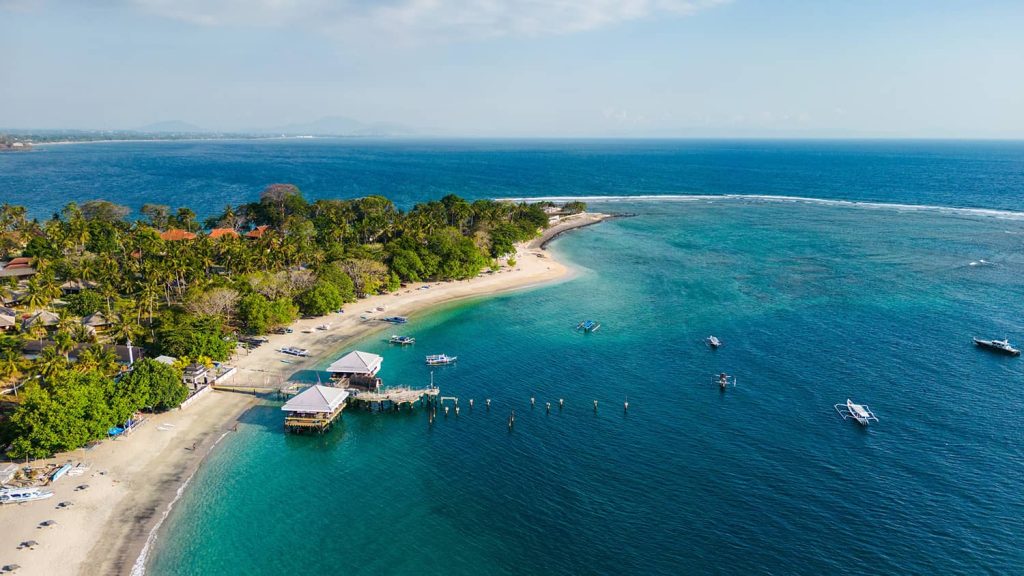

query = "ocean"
[3,140,1023,574]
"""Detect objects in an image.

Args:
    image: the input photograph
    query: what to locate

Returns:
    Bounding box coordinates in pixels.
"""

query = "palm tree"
[109,314,142,345]
[33,346,68,381]
[0,349,25,384]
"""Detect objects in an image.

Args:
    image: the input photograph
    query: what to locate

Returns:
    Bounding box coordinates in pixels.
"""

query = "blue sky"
[1,0,1022,137]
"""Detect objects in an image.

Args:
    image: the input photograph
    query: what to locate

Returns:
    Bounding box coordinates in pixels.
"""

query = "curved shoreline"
[119,212,611,576]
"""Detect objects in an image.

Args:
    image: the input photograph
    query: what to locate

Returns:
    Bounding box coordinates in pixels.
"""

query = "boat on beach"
[279,347,309,357]
[426,354,457,366]
[389,335,416,345]
[834,399,878,425]
[972,337,1020,356]
[383,316,408,324]
[577,320,601,333]
[0,487,55,505]
[707,335,722,349]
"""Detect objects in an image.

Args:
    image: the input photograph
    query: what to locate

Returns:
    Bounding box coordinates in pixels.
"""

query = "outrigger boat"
[383,316,408,324]
[426,354,457,366]
[279,347,309,357]
[834,399,878,426]
[0,487,55,505]
[714,372,736,390]
[576,320,601,333]
[707,336,722,349]
[389,335,416,345]
[973,337,1020,356]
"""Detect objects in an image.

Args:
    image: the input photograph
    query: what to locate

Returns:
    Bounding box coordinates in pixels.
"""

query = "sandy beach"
[0,211,609,576]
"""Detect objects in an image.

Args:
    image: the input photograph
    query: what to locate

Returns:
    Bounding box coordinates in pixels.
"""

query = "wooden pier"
[350,386,440,410]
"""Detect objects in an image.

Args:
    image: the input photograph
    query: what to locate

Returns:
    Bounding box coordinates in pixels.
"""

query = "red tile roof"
[208,228,239,239]
[160,229,197,241]
[5,257,32,268]
[245,225,270,239]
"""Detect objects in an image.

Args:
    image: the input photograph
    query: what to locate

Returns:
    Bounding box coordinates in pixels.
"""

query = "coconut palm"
[32,346,68,381]
[0,349,25,384]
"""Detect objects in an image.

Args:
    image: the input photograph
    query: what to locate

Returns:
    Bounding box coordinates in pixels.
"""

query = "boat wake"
[498,194,1024,221]
[129,428,235,576]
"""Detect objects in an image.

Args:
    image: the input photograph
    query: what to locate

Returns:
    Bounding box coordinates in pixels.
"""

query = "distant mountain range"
[134,116,417,137]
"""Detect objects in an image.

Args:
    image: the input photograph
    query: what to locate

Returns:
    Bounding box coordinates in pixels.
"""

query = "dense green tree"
[295,279,344,316]
[66,290,105,316]
[237,294,298,334]
[117,358,187,413]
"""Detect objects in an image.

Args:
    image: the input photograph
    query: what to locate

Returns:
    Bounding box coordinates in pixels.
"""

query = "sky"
[1,0,1023,137]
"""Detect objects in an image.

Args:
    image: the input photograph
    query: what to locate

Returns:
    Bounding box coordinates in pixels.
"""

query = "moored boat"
[279,347,309,357]
[576,320,601,333]
[973,337,1020,356]
[0,487,55,505]
[383,316,408,324]
[426,354,457,366]
[389,335,416,345]
[707,335,721,349]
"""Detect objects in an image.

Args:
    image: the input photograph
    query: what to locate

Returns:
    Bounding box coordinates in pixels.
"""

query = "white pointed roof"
[326,350,382,375]
[281,385,349,414]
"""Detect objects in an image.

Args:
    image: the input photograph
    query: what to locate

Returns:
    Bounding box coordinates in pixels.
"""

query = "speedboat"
[389,335,416,345]
[834,399,878,426]
[0,487,55,505]
[426,354,457,366]
[707,336,721,349]
[973,337,1020,356]
[279,347,309,357]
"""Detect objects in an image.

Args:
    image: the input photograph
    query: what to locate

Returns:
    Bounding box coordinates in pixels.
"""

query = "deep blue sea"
[3,140,1023,574]
[2,139,1024,217]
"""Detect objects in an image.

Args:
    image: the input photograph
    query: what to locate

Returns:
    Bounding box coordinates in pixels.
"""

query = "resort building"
[245,225,270,239]
[208,228,239,240]
[182,363,209,387]
[0,308,16,332]
[281,385,350,433]
[326,350,383,391]
[81,312,111,331]
[159,228,197,241]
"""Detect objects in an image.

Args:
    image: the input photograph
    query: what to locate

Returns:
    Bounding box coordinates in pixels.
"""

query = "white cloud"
[127,0,727,41]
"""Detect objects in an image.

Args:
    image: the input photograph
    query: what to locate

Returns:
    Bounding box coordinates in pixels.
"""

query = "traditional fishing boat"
[576,320,601,333]
[426,354,457,366]
[707,335,722,349]
[0,487,55,505]
[973,337,1020,356]
[714,372,736,390]
[389,335,416,345]
[383,316,408,324]
[279,347,309,357]
[834,399,878,425]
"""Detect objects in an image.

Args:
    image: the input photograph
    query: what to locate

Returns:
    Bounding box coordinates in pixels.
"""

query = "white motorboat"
[279,347,309,357]
[973,337,1020,356]
[426,354,457,366]
[707,335,721,349]
[834,399,878,425]
[0,487,55,505]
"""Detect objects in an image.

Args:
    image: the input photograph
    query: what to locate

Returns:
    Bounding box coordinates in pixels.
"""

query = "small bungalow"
[0,309,16,332]
[208,228,239,240]
[0,257,36,279]
[326,350,383,390]
[281,385,349,433]
[159,229,197,242]
[81,312,111,330]
[21,341,144,365]
[21,310,60,332]
[61,279,99,294]
[245,225,270,239]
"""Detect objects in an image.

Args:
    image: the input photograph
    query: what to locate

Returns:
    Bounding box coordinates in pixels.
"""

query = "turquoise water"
[146,199,1024,575]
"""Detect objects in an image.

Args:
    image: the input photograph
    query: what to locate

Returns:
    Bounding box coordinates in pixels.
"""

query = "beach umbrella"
[2,564,21,572]
[18,540,37,548]
[39,519,57,527]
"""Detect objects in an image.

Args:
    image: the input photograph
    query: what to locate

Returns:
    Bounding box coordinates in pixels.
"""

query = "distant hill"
[135,120,208,133]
